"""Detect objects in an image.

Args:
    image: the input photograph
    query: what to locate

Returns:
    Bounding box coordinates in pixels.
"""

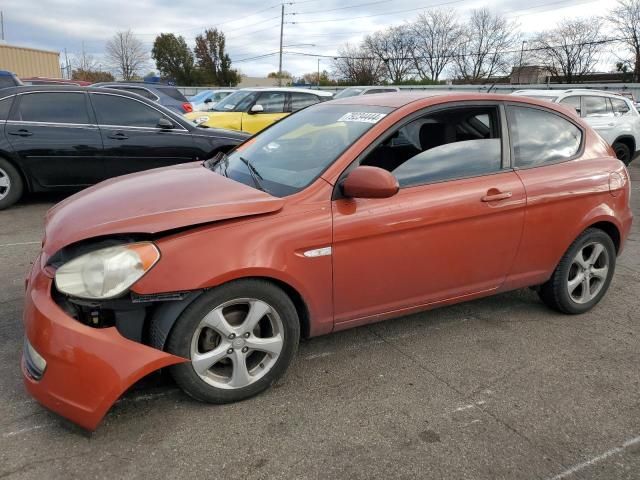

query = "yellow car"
[185,88,333,134]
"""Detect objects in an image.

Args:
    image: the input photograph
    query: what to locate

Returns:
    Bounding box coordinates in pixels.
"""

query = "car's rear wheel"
[538,228,616,314]
[0,158,24,210]
[167,280,299,403]
[612,141,632,165]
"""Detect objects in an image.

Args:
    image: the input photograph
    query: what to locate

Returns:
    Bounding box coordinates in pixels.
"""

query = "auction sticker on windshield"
[338,112,387,123]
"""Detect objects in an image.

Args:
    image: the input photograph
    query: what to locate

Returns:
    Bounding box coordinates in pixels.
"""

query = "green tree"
[152,33,197,85]
[194,28,240,86]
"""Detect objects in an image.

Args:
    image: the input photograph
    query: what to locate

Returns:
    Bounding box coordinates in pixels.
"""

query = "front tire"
[538,228,616,314]
[0,158,24,210]
[612,141,631,166]
[167,279,300,403]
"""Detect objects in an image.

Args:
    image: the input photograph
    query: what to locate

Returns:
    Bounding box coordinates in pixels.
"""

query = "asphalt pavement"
[0,163,639,480]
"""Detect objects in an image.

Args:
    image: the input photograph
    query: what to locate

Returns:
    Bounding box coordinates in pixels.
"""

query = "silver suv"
[512,89,640,165]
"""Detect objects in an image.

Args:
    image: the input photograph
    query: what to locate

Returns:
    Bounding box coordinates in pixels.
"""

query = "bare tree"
[607,0,640,81]
[364,26,415,83]
[332,43,385,85]
[453,9,519,82]
[106,30,148,80]
[411,9,462,81]
[532,18,603,83]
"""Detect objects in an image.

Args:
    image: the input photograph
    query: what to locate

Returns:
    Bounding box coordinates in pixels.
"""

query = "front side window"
[212,90,258,112]
[290,93,320,112]
[0,95,14,120]
[91,94,168,128]
[611,98,631,115]
[508,106,582,168]
[583,96,613,118]
[14,92,89,124]
[559,96,581,114]
[255,92,286,113]
[211,104,391,197]
[361,106,502,187]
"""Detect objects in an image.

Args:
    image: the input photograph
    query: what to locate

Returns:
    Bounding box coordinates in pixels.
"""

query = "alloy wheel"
[189,298,284,389]
[567,241,610,304]
[0,167,11,201]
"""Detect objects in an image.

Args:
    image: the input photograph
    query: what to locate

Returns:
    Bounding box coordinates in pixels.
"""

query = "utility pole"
[278,3,284,87]
[517,40,527,85]
[317,58,320,87]
[64,48,70,79]
[1,11,5,41]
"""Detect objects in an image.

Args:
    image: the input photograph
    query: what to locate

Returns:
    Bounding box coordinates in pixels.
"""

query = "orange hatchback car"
[23,93,632,430]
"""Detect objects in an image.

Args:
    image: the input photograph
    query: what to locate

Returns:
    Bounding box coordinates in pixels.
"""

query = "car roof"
[239,87,333,97]
[0,84,169,98]
[513,88,627,99]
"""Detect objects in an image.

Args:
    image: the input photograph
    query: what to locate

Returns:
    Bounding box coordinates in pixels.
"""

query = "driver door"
[241,91,289,134]
[90,92,200,177]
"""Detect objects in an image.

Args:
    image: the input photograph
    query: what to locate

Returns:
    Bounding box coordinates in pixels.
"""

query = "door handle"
[107,132,129,140]
[481,191,512,202]
[8,129,33,137]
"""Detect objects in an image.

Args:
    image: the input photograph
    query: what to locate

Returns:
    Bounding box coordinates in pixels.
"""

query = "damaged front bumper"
[22,256,187,431]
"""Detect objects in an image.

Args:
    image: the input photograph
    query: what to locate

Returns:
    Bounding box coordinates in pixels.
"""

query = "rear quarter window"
[0,95,14,120]
[507,105,582,168]
[158,87,188,102]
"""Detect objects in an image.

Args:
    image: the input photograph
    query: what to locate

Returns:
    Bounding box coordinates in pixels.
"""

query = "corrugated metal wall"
[0,44,60,78]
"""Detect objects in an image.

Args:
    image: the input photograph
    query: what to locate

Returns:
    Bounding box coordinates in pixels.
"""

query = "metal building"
[0,43,60,78]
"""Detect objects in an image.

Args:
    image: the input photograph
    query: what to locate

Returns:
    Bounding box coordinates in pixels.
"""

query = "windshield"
[212,90,258,112]
[210,103,392,197]
[191,91,213,102]
[334,87,365,99]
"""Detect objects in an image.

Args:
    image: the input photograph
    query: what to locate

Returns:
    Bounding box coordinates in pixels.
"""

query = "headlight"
[194,116,209,125]
[54,242,160,300]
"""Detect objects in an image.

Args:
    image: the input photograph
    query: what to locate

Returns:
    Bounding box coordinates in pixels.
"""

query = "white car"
[512,89,640,165]
[334,86,400,99]
[189,89,235,112]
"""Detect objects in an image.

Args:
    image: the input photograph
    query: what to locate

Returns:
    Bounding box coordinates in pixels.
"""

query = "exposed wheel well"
[588,221,621,253]
[613,135,635,154]
[254,277,311,339]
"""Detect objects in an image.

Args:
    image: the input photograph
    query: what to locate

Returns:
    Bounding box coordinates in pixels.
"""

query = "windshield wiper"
[238,156,265,192]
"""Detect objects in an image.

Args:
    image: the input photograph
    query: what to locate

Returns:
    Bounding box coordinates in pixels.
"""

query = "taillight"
[183,103,193,113]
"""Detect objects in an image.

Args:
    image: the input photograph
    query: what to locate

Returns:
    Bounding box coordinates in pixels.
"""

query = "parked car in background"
[0,70,23,89]
[512,89,640,165]
[190,89,235,111]
[184,87,333,134]
[21,77,92,86]
[334,86,400,99]
[92,81,194,114]
[0,85,248,209]
[22,92,632,430]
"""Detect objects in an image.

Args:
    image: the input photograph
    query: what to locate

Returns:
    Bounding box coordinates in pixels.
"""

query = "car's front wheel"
[612,141,632,165]
[538,228,616,314]
[167,280,300,403]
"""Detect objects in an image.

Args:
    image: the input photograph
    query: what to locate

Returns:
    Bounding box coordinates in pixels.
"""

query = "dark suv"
[0,86,249,209]
[92,82,193,114]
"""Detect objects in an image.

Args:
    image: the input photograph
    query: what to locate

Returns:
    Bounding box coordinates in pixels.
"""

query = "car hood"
[43,162,284,256]
[191,125,249,142]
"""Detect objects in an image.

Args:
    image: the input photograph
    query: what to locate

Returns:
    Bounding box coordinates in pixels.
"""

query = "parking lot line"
[0,241,40,248]
[546,435,640,480]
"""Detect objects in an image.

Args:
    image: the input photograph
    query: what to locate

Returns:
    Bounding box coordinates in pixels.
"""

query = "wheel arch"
[612,134,635,155]
[586,220,621,253]
[0,151,31,192]
[148,275,312,352]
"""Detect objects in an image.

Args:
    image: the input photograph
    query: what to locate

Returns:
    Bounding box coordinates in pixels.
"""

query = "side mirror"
[342,166,399,199]
[157,118,174,130]
[250,104,264,114]
[204,98,213,104]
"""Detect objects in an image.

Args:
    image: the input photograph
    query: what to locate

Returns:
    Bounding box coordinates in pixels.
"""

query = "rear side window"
[559,96,581,114]
[14,92,90,124]
[583,96,613,117]
[290,93,320,112]
[0,95,14,120]
[507,106,582,168]
[158,87,188,102]
[611,98,631,115]
[91,94,168,128]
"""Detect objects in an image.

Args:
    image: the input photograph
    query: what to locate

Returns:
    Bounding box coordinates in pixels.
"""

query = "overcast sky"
[2,0,621,79]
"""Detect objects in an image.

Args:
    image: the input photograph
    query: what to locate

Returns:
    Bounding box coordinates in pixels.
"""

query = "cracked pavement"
[0,162,638,479]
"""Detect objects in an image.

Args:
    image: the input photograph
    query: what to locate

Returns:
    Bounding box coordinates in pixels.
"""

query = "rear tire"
[167,279,300,404]
[612,141,632,166]
[0,158,24,210]
[538,228,616,314]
